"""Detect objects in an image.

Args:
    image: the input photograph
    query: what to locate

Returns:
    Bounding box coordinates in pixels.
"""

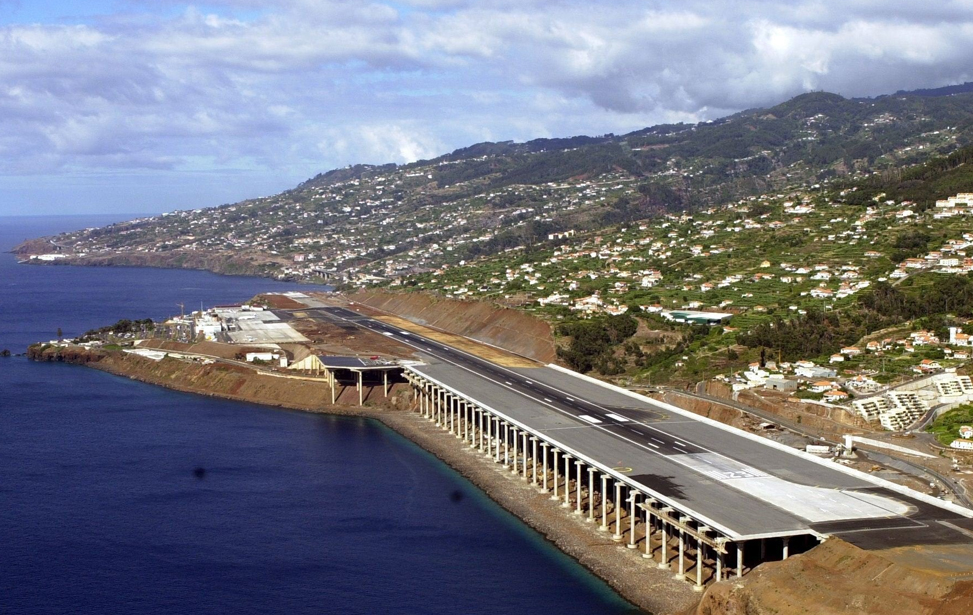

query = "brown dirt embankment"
[348,290,557,364]
[703,381,871,433]
[692,537,973,615]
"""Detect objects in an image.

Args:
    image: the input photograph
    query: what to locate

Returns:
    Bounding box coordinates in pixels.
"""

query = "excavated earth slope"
[347,290,557,363]
[693,537,973,615]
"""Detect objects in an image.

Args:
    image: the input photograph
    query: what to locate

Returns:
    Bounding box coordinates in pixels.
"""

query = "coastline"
[42,348,700,615]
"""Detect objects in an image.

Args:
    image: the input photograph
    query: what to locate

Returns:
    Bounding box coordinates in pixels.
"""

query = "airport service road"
[297,305,973,544]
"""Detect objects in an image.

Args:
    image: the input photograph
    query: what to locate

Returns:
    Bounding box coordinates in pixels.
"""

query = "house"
[809,380,834,393]
[829,354,845,364]
[950,439,973,451]
[914,359,942,374]
[823,390,849,403]
[949,327,972,347]
[840,346,861,357]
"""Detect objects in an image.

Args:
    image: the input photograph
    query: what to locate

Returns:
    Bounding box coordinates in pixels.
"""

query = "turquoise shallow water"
[0,216,637,614]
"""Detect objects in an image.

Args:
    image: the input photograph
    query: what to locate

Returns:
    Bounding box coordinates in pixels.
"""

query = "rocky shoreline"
[28,345,699,615]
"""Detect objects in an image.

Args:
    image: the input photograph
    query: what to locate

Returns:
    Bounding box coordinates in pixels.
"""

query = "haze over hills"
[17,83,973,283]
[15,82,973,388]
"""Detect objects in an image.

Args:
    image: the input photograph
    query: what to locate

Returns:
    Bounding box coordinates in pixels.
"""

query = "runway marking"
[579,415,603,424]
[629,429,644,436]
[606,413,630,422]
[674,442,686,448]
[646,442,659,449]
[544,398,552,402]
[650,437,664,444]
[566,397,574,402]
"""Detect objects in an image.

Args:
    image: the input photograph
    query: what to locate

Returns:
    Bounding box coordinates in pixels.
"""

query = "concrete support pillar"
[782,537,790,561]
[531,437,538,485]
[562,455,572,508]
[503,423,510,467]
[521,432,530,480]
[628,491,639,549]
[575,460,583,515]
[493,418,501,463]
[600,474,609,531]
[358,371,363,406]
[659,519,670,569]
[383,370,388,398]
[695,536,704,591]
[643,509,653,559]
[478,409,485,453]
[716,547,723,583]
[461,402,468,442]
[760,538,766,561]
[676,528,685,578]
[541,443,550,492]
[511,426,519,474]
[520,431,530,480]
[737,543,744,578]
[449,395,455,434]
[612,481,623,541]
[587,467,596,522]
[552,449,561,500]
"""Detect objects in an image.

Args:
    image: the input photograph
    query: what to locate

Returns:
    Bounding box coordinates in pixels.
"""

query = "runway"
[291,303,973,545]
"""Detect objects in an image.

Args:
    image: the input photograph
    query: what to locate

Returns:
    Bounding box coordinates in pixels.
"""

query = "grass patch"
[926,404,973,446]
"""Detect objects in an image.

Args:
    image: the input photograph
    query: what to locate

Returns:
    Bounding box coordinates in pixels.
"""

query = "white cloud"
[1,0,973,214]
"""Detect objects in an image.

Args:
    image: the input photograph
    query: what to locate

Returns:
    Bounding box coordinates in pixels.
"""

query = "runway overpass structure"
[288,300,973,590]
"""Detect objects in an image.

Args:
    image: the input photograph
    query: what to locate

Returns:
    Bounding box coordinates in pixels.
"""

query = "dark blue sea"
[0,215,636,615]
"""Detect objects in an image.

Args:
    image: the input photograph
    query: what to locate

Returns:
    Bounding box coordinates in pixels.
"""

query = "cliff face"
[28,344,107,364]
[693,538,973,615]
[28,345,411,413]
[349,290,557,363]
[13,249,283,279]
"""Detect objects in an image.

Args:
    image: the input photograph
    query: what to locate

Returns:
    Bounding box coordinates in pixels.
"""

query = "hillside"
[14,85,973,288]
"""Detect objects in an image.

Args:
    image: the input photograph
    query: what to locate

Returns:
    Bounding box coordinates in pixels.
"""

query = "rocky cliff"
[693,538,973,615]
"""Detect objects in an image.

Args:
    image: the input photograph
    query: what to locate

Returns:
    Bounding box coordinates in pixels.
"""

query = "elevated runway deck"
[292,302,973,557]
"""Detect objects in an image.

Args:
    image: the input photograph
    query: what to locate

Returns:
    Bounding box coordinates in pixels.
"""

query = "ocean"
[0,215,636,614]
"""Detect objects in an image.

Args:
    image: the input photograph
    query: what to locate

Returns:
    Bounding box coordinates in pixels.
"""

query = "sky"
[1,1,972,216]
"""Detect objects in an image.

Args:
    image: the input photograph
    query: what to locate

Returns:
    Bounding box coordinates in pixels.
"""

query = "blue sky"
[1,0,972,216]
